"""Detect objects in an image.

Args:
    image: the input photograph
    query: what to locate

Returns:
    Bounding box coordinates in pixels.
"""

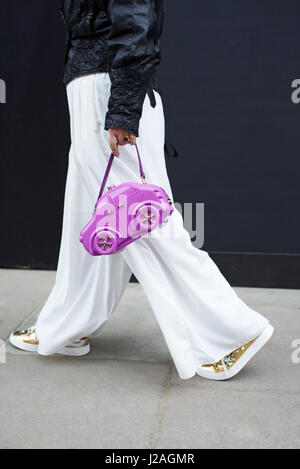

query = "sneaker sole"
[9,334,90,357]
[57,343,91,357]
[196,324,274,381]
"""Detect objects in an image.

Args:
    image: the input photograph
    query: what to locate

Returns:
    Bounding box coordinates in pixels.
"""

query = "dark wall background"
[0,1,299,286]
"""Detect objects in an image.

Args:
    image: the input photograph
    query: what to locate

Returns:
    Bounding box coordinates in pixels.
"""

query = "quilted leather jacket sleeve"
[104,0,161,136]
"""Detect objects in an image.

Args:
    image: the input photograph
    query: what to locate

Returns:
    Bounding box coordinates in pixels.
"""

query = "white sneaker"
[10,326,90,357]
[197,324,274,381]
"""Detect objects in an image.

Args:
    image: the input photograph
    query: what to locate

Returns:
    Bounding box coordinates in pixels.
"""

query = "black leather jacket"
[60,0,165,136]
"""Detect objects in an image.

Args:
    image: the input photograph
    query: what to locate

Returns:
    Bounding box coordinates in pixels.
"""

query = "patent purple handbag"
[80,145,174,256]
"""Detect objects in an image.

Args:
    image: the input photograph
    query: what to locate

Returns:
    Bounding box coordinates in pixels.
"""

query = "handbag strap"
[97,144,146,202]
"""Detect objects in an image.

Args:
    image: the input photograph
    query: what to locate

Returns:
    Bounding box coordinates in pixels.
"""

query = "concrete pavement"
[0,269,299,449]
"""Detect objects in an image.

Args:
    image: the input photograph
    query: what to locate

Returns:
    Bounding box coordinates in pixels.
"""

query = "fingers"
[109,130,119,157]
[118,130,127,147]
[128,132,137,146]
[109,129,138,156]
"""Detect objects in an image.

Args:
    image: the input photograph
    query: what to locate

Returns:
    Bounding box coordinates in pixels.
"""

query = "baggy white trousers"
[36,73,269,379]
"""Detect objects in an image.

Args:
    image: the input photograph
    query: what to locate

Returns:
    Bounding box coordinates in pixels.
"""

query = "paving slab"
[0,354,170,449]
[235,286,300,309]
[1,269,299,449]
[154,383,300,449]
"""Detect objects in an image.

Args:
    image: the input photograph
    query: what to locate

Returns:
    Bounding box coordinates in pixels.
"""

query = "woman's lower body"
[23,73,271,379]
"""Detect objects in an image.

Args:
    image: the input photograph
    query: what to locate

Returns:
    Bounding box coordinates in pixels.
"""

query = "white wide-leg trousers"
[36,73,269,379]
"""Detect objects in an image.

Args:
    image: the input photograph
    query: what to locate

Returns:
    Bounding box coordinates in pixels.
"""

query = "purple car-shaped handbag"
[80,145,174,256]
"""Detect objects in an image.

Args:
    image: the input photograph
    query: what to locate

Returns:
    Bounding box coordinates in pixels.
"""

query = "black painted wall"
[0,1,299,285]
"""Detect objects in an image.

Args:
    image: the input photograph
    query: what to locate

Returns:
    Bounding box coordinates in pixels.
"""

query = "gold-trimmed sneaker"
[197,324,274,381]
[9,327,91,357]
